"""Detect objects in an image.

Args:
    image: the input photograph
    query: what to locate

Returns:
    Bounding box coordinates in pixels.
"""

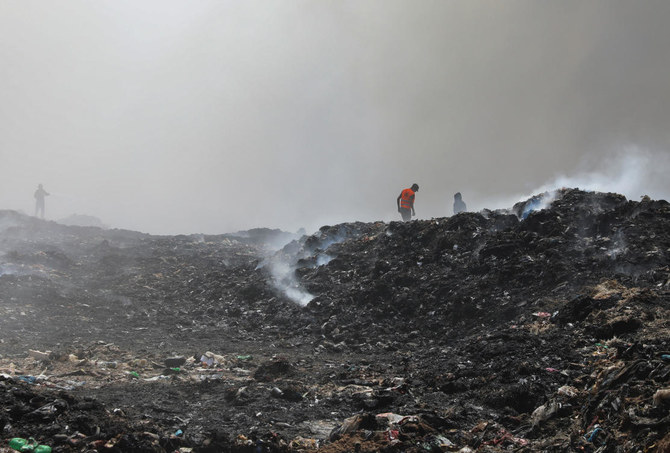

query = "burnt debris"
[0,188,669,452]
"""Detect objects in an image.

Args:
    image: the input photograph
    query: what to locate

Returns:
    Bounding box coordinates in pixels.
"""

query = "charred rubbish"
[0,188,668,451]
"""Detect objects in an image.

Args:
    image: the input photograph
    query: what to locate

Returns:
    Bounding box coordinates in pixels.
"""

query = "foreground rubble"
[0,188,668,452]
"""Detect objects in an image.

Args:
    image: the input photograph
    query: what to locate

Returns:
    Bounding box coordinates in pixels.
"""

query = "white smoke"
[265,259,314,306]
[316,254,334,266]
[487,146,670,214]
[605,229,627,259]
[533,146,669,201]
[259,228,349,306]
[518,191,557,219]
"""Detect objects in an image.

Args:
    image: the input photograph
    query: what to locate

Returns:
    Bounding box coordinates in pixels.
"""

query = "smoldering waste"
[0,188,668,452]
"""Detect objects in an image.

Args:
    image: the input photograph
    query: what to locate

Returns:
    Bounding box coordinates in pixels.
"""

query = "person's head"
[454,192,462,200]
[411,183,419,192]
[38,184,43,189]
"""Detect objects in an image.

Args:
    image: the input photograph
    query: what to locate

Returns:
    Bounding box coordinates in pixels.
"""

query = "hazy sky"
[1,1,669,234]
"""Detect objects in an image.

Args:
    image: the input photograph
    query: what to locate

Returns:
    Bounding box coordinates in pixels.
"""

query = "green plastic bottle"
[8,437,51,453]
[8,438,29,451]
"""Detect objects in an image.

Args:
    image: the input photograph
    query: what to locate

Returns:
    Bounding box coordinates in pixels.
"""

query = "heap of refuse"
[0,188,668,452]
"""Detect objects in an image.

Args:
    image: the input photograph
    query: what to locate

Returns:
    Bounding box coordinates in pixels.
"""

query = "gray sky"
[1,1,669,234]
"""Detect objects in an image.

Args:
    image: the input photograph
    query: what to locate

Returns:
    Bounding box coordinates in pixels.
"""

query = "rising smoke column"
[259,225,353,306]
[488,146,669,218]
[533,147,669,202]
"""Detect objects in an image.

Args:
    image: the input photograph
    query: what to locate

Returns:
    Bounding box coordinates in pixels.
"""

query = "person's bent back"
[397,183,419,221]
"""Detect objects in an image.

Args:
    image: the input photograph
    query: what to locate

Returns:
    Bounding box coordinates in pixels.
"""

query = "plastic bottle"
[8,438,29,451]
[8,437,51,453]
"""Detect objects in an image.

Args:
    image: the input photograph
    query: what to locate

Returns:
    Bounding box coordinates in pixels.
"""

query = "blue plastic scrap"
[17,375,37,384]
[586,427,602,443]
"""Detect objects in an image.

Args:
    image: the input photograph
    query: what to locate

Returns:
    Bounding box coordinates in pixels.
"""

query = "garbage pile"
[0,188,668,452]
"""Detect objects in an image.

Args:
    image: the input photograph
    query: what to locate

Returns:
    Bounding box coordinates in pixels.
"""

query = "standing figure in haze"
[453,192,467,215]
[34,184,49,219]
[397,183,419,221]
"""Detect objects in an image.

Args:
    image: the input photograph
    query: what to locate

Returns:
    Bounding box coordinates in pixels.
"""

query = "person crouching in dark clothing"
[453,192,467,215]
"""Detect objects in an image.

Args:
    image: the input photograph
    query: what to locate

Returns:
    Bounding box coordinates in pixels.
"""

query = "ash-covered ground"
[0,188,669,453]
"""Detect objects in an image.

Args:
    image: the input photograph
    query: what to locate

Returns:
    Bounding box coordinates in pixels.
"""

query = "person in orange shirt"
[397,183,419,221]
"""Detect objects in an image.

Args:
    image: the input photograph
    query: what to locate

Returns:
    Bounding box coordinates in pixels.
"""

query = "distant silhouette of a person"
[34,184,49,218]
[453,192,467,215]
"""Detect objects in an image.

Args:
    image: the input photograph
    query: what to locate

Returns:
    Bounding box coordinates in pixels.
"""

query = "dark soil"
[0,188,669,452]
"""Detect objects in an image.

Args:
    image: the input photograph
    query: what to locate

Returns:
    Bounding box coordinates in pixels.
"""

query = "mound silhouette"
[0,189,668,452]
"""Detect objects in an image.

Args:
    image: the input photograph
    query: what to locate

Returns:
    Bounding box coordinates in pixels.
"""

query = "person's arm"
[397,193,402,211]
[411,195,416,216]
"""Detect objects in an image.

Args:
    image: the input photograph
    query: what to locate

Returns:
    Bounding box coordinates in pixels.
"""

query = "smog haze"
[1,1,669,234]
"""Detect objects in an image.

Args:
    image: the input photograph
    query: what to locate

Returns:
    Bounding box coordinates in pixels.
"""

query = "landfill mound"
[0,188,669,453]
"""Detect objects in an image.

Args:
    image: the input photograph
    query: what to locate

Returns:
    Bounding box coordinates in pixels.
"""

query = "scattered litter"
[0,189,668,451]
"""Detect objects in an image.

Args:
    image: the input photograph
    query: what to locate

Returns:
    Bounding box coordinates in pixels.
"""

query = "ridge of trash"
[0,188,668,452]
